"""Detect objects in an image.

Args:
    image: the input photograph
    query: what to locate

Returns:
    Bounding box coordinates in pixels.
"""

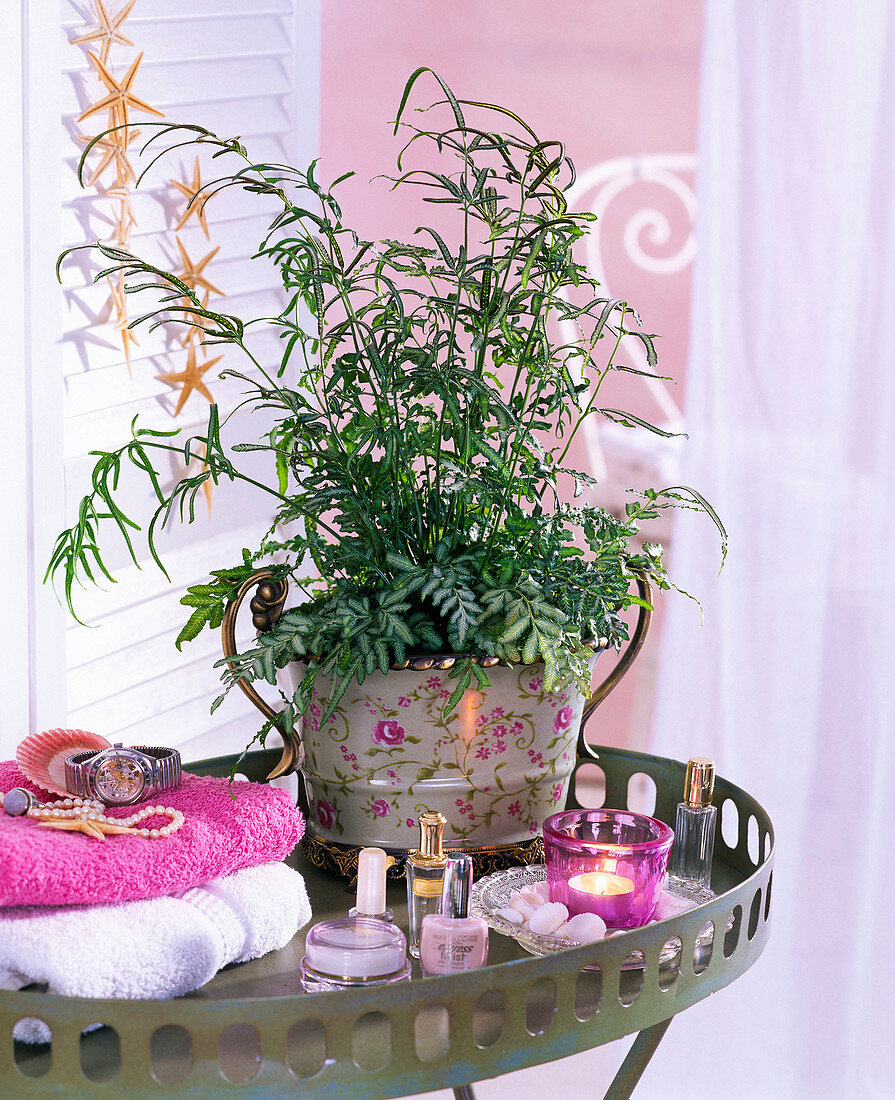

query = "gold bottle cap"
[417,810,446,858]
[684,757,715,808]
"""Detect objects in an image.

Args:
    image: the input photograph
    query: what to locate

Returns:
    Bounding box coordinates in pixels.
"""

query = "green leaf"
[394,68,465,137]
[599,409,687,438]
[442,668,471,715]
[175,606,211,650]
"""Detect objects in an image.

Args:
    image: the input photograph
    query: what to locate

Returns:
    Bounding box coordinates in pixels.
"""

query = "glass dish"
[470,865,724,963]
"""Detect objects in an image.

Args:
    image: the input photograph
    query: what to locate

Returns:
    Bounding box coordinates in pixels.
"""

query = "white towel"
[0,861,312,1042]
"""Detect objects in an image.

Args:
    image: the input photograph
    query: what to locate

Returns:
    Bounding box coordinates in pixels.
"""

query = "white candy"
[528,901,569,935]
[564,912,607,943]
[495,906,525,925]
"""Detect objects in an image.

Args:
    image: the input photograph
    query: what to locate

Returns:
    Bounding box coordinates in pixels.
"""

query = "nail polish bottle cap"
[441,852,473,919]
[417,810,446,859]
[355,847,387,916]
[684,757,715,808]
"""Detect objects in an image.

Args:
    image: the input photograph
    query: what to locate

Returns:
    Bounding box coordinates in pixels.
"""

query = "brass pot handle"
[579,573,652,744]
[220,567,302,780]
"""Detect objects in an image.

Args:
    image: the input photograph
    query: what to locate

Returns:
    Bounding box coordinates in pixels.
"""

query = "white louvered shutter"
[55,0,320,762]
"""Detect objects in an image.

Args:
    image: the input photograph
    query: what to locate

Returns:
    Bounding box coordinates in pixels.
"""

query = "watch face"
[94,755,146,804]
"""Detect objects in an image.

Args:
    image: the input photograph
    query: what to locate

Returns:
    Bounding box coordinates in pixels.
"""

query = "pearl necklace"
[31,797,184,838]
[2,790,184,839]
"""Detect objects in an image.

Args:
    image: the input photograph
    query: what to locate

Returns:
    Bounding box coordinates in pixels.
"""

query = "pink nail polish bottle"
[419,853,488,976]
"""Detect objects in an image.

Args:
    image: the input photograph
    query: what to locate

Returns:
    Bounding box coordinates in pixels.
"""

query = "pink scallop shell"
[16,728,112,796]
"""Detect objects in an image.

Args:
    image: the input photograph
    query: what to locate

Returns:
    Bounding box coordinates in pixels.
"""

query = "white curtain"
[646,2,895,1097]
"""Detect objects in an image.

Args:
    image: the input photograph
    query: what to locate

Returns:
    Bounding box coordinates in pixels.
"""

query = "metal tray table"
[1,744,774,1098]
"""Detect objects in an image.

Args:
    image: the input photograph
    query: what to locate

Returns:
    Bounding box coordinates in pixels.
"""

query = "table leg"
[453,1085,478,1100]
[602,1016,673,1100]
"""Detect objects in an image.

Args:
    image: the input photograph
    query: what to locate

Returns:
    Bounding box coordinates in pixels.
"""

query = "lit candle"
[566,870,636,923]
[568,871,636,896]
[543,808,674,928]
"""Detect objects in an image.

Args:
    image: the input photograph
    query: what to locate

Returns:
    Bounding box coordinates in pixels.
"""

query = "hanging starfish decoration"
[174,237,224,298]
[39,818,140,840]
[170,158,211,238]
[77,125,142,187]
[107,275,139,375]
[70,0,136,63]
[108,194,138,248]
[78,50,164,127]
[156,342,222,417]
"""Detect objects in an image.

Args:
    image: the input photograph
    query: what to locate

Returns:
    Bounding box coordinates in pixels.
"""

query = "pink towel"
[0,761,304,907]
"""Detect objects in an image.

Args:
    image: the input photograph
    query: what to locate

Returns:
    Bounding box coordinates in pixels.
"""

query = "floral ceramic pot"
[221,569,651,875]
[289,656,601,853]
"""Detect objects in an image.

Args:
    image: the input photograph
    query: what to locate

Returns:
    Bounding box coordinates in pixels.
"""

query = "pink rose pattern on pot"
[553,704,574,734]
[372,719,406,747]
[316,797,336,831]
[300,663,588,842]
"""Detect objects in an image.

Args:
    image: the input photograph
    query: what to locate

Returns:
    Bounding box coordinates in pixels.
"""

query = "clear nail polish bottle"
[405,810,447,958]
[349,847,394,922]
[668,757,717,899]
[419,853,488,976]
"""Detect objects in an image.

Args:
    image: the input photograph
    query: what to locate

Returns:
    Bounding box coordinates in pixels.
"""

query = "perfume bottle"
[349,846,394,922]
[668,757,717,897]
[405,810,447,958]
[419,853,488,976]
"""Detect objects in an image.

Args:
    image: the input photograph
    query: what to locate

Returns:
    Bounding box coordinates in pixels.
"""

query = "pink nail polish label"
[419,915,488,975]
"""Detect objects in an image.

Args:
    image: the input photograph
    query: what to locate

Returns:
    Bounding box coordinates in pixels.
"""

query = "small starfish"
[108,195,138,248]
[71,0,136,63]
[78,51,164,128]
[107,275,139,375]
[39,817,140,840]
[170,158,211,238]
[77,126,142,188]
[101,183,132,203]
[156,342,223,417]
[174,237,223,297]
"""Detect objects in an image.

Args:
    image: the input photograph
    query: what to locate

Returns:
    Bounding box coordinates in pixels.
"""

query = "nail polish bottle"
[668,757,717,899]
[419,852,488,976]
[349,847,394,922]
[405,810,447,959]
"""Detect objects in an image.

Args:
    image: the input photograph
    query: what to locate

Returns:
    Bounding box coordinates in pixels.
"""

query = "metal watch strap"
[64,745,182,799]
[130,745,182,792]
[65,749,99,798]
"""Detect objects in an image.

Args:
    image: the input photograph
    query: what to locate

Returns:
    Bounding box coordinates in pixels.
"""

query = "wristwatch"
[65,743,182,806]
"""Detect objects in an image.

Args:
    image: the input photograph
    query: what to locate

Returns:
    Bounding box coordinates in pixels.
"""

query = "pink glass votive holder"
[543,808,674,929]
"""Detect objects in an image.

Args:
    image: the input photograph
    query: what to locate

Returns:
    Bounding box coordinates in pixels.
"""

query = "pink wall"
[319,2,703,752]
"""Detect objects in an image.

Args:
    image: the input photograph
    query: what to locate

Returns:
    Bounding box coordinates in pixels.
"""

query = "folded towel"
[0,762,304,907]
[1,860,312,1042]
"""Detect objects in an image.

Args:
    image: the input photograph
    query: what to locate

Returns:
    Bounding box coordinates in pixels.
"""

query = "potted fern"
[52,69,723,874]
